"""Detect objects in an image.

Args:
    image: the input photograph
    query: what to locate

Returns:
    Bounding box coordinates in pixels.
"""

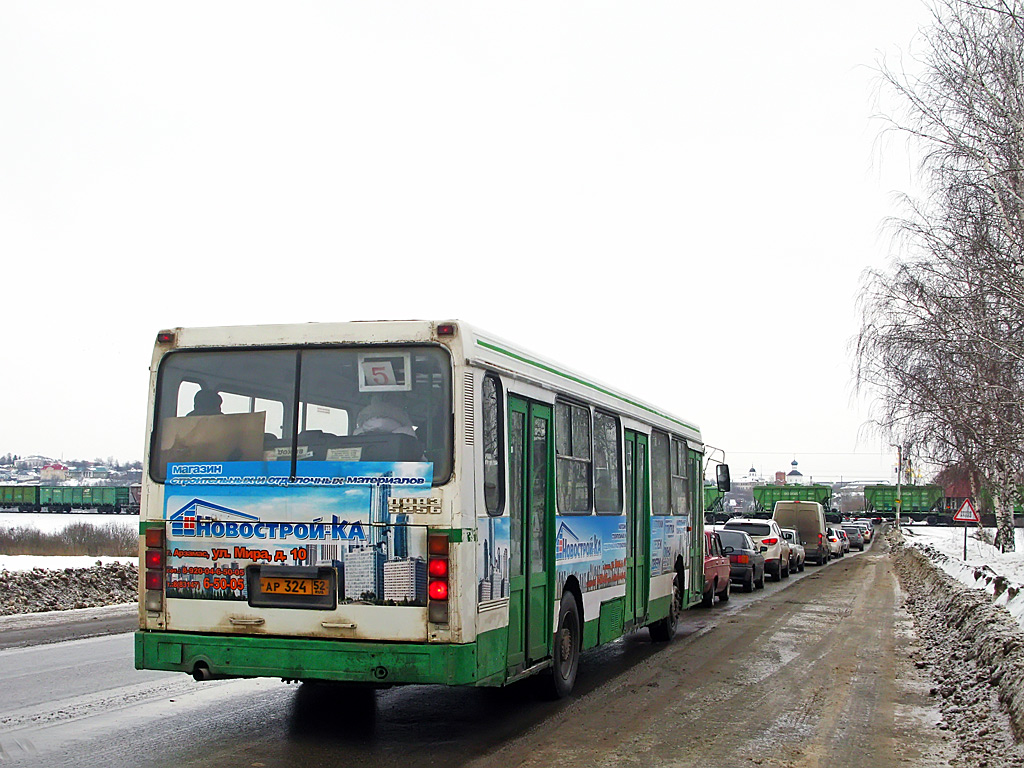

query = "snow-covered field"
[0,511,139,534]
[0,512,138,572]
[902,523,1024,628]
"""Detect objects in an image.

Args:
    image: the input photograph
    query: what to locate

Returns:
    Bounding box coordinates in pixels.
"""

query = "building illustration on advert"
[478,515,510,602]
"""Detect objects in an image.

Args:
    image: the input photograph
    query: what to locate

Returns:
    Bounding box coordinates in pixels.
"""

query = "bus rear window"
[151,345,452,483]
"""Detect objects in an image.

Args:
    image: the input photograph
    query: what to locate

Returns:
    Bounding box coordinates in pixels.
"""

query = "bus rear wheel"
[649,575,681,642]
[548,593,580,699]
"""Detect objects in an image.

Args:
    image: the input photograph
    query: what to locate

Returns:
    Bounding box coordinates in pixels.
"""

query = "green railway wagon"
[864,484,944,521]
[704,485,725,513]
[0,485,41,511]
[974,487,1024,515]
[752,484,832,517]
[0,484,134,513]
[40,486,125,512]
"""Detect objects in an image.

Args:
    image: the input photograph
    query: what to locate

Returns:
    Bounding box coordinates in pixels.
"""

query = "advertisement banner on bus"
[553,516,627,594]
[650,515,688,576]
[162,461,433,606]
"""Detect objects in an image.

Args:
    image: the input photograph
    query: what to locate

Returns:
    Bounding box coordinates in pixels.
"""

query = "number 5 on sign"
[361,360,396,387]
[358,353,411,392]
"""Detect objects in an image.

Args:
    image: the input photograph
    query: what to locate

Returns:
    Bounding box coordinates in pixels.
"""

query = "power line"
[729,450,894,456]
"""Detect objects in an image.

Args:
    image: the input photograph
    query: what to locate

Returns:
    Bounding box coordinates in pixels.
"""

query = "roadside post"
[953,499,980,561]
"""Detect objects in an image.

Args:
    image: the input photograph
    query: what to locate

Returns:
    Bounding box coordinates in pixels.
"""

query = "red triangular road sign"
[953,498,980,523]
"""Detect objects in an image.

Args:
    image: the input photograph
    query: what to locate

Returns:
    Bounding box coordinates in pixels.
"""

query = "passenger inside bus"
[188,389,223,417]
[353,394,416,436]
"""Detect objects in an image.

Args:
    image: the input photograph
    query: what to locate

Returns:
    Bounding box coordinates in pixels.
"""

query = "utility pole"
[895,444,903,530]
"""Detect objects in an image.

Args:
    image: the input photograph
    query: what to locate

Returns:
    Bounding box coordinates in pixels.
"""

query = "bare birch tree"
[857,0,1024,550]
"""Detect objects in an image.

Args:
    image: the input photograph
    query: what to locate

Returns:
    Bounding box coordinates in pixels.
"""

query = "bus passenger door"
[507,396,553,673]
[624,430,650,627]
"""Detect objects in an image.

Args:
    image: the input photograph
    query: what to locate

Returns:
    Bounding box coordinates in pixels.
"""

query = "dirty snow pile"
[0,560,137,617]
[892,528,1024,765]
[903,525,1024,629]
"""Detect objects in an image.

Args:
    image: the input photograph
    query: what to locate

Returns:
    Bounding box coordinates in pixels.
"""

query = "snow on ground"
[902,523,1024,628]
[0,512,139,572]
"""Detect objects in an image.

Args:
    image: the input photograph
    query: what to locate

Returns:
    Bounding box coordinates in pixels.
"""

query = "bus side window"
[482,375,504,516]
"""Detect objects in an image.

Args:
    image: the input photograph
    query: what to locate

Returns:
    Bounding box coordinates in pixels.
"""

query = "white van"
[772,501,829,565]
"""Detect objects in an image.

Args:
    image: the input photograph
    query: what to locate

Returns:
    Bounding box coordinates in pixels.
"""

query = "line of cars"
[701,500,876,606]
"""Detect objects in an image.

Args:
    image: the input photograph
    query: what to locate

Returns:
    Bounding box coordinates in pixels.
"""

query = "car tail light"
[144,525,164,611]
[427,533,450,624]
[730,554,749,564]
[761,537,778,546]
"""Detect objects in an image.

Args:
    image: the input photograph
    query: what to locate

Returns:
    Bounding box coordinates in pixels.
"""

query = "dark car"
[841,524,865,551]
[716,527,766,593]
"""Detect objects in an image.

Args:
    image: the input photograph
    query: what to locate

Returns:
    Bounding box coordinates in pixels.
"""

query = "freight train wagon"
[0,484,140,513]
[751,484,834,520]
[864,485,946,524]
[704,485,726,521]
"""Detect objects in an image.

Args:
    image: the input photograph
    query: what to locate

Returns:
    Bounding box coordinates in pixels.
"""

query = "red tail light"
[429,580,449,600]
[427,533,450,624]
[730,554,749,564]
[144,525,164,611]
[762,537,778,546]
[145,570,163,590]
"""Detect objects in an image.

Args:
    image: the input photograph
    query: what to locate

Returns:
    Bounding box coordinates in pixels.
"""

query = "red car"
[702,530,732,607]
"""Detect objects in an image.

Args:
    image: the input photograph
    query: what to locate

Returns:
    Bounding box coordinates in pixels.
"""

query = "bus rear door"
[506,396,553,675]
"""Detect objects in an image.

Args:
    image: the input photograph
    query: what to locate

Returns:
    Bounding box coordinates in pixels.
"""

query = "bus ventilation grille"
[463,372,475,445]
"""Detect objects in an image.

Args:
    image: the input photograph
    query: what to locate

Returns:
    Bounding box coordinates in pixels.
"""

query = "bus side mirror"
[716,464,731,493]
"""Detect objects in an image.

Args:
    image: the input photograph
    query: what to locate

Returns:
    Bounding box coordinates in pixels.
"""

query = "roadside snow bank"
[892,529,1024,750]
[903,527,1024,629]
[0,561,137,616]
[0,555,136,572]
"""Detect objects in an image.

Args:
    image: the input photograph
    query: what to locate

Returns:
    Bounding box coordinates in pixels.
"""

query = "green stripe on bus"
[136,630,483,686]
[476,339,700,433]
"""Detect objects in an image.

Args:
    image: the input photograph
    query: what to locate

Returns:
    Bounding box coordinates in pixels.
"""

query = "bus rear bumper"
[135,631,480,686]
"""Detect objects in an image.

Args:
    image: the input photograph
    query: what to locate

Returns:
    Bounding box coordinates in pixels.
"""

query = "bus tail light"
[427,533,450,624]
[145,526,165,612]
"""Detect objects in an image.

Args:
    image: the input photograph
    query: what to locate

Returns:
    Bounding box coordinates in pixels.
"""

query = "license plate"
[260,577,330,596]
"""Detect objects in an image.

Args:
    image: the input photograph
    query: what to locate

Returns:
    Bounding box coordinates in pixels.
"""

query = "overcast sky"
[1,1,931,482]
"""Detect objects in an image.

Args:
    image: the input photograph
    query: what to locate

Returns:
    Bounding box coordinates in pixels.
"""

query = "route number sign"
[358,352,411,392]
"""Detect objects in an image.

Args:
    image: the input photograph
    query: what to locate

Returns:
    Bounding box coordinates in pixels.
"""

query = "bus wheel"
[649,575,681,642]
[548,593,580,698]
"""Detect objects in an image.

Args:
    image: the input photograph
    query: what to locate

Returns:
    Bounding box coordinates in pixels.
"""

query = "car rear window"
[717,530,749,548]
[725,522,771,536]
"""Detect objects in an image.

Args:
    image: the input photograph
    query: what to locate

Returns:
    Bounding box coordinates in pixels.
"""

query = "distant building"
[787,459,803,485]
[40,463,70,483]
[14,456,50,469]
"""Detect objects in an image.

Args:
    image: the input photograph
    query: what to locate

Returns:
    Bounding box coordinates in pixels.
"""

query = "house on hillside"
[40,463,71,483]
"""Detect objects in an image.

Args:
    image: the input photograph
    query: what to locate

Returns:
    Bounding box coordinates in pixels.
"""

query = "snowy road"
[0,539,972,768]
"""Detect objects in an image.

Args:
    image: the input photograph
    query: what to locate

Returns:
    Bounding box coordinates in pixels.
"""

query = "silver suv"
[722,518,792,581]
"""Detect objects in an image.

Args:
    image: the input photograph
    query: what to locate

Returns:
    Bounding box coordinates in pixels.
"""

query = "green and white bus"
[135,320,728,697]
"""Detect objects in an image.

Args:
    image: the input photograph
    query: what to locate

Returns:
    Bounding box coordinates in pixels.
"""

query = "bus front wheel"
[548,593,581,699]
